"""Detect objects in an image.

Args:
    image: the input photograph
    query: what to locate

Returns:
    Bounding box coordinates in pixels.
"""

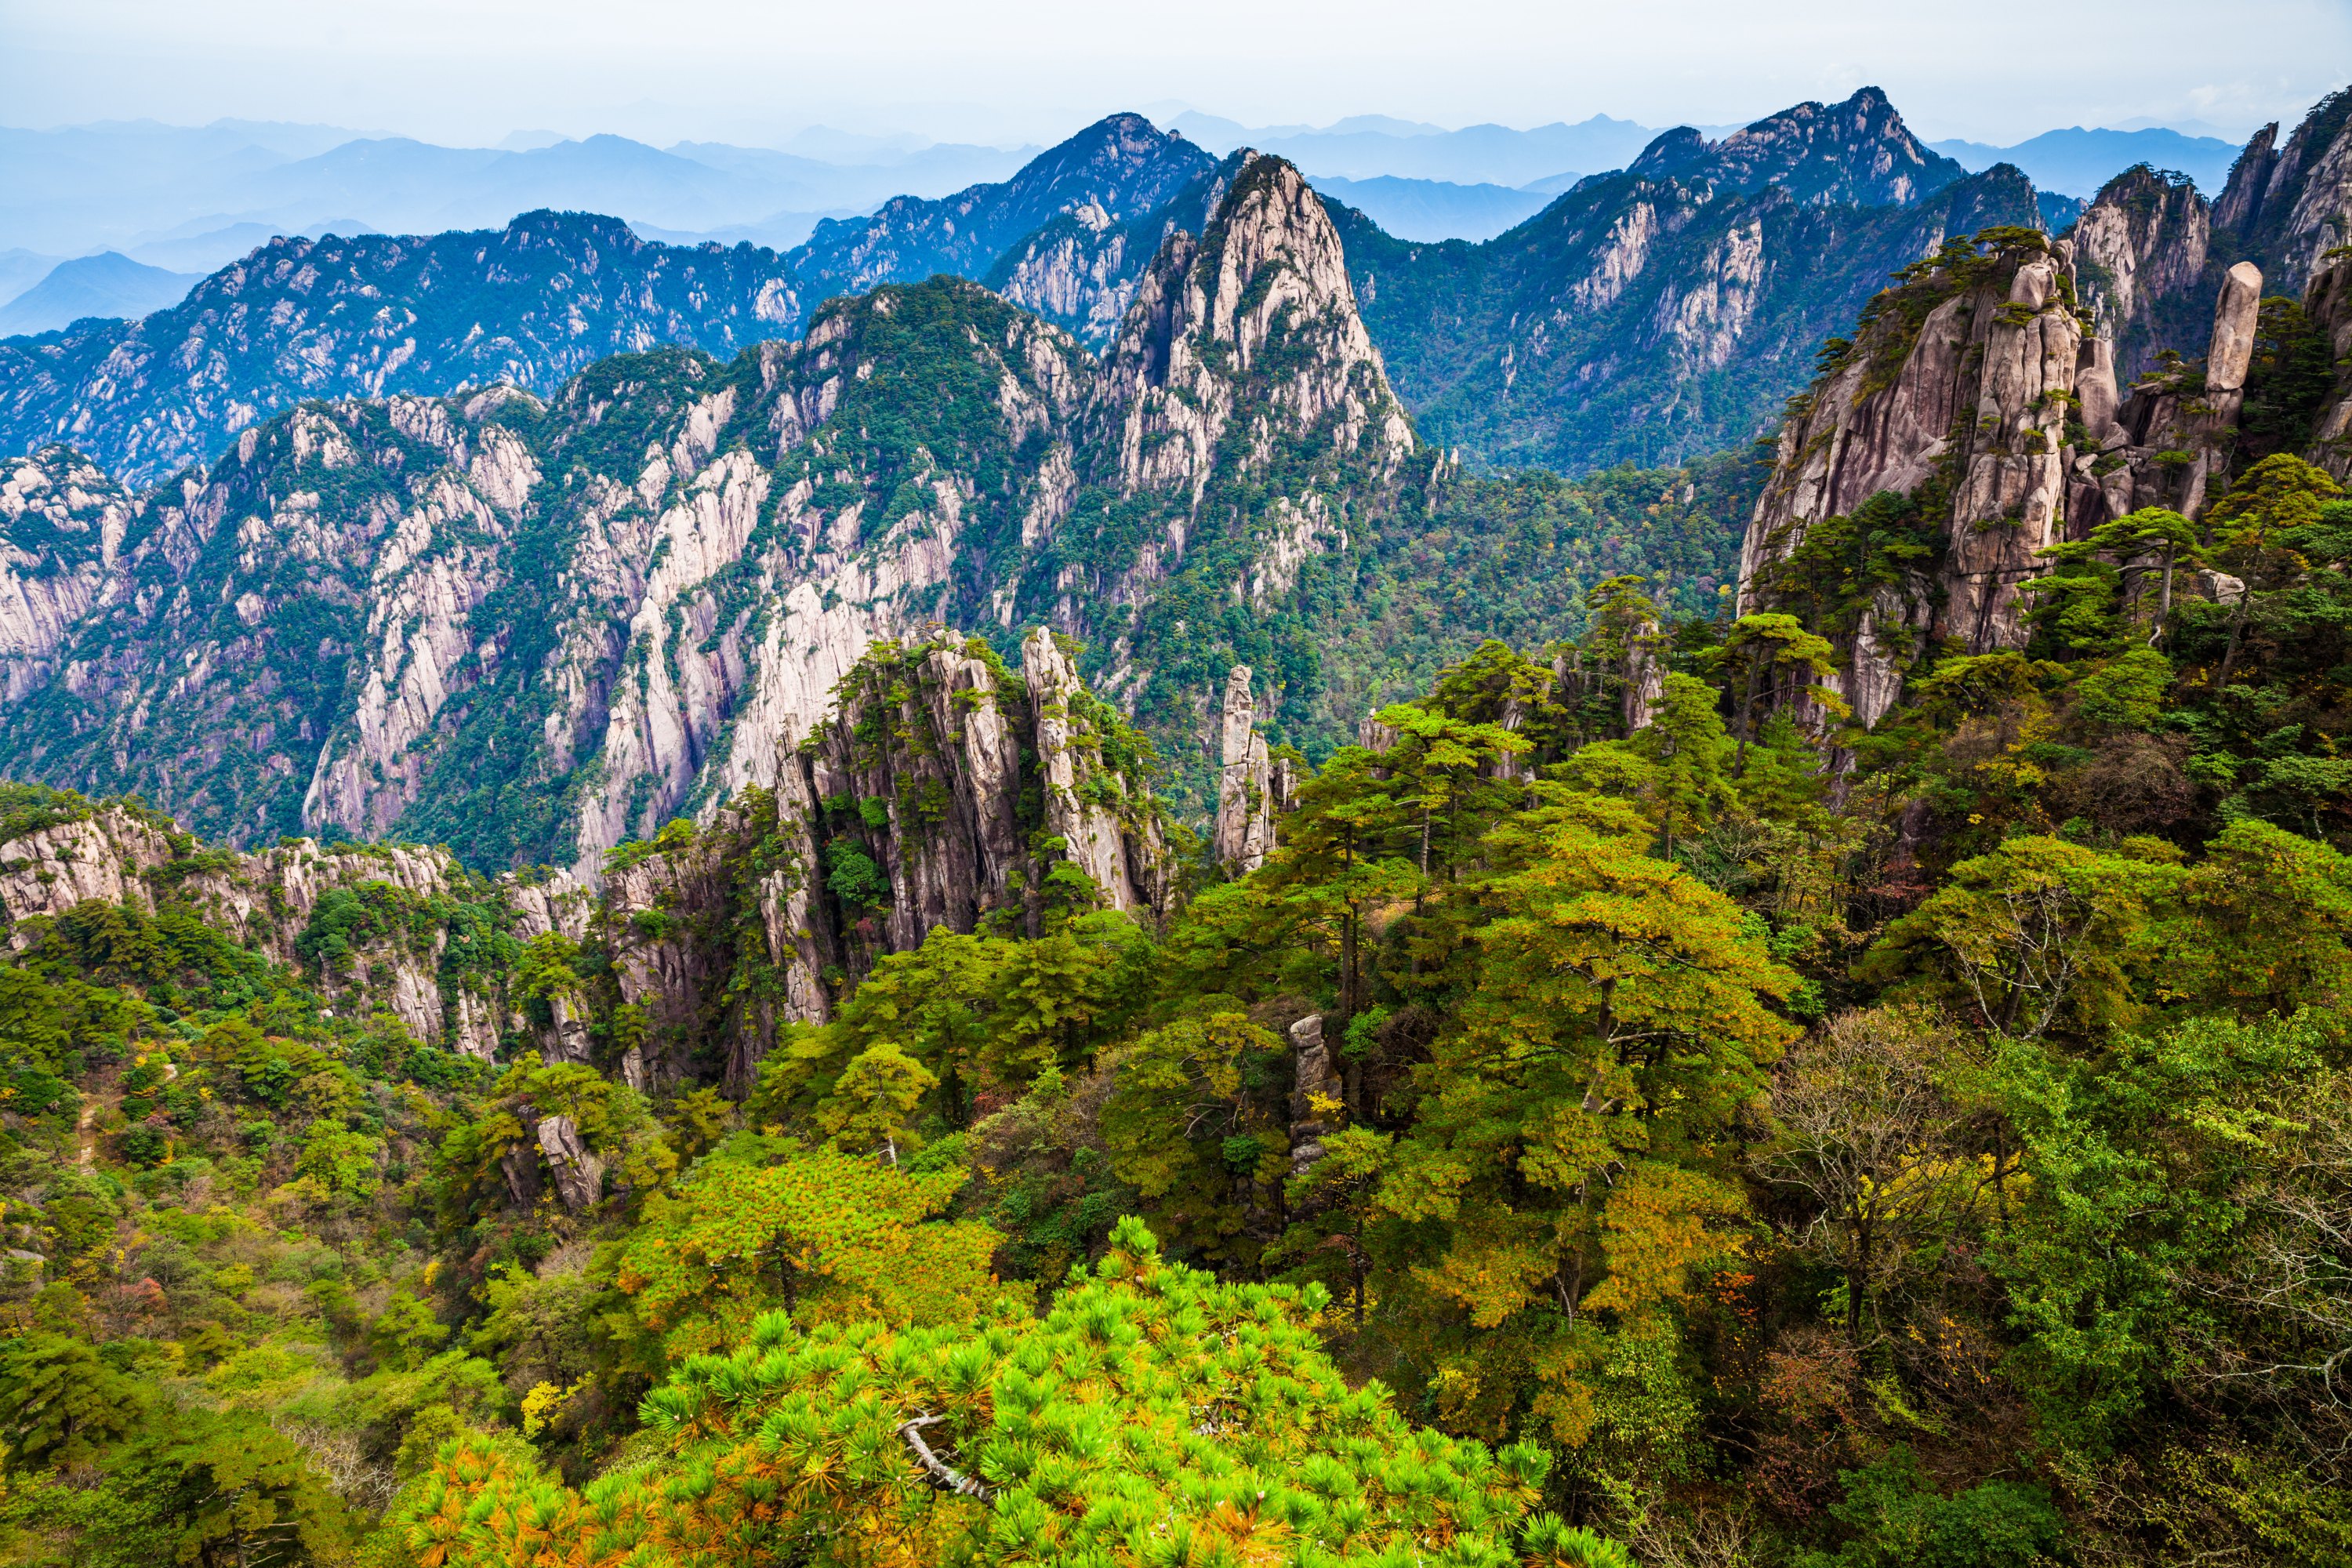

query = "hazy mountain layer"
[0,251,200,336]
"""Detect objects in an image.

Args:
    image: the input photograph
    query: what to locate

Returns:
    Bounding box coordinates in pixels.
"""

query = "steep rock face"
[0,803,501,1053]
[985,164,1229,350]
[2069,260,2266,528]
[1076,153,1414,659]
[1,625,1172,1098]
[0,449,132,704]
[801,639,1029,953]
[1739,234,2088,716]
[0,213,800,486]
[1023,628,1169,917]
[2069,165,2212,379]
[1741,227,2296,728]
[2212,87,2352,290]
[1334,142,2046,474]
[2306,251,2352,480]
[590,633,1167,1091]
[1213,663,1293,874]
[0,156,1428,855]
[1094,154,1413,506]
[1629,87,1965,208]
[792,114,1214,302]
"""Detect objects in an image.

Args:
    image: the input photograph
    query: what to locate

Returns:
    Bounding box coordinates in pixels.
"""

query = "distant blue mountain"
[0,252,198,336]
[1305,175,1552,242]
[1929,126,2241,195]
[1170,112,1657,187]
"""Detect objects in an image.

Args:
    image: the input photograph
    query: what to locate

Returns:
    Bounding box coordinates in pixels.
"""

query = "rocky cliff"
[0,798,506,1058]
[2213,87,2352,291]
[1739,230,2089,697]
[2062,85,2352,398]
[1736,214,2294,726]
[796,114,1214,314]
[0,622,1171,1094]
[0,157,1406,870]
[0,449,133,705]
[0,212,803,486]
[1332,89,2050,474]
[2307,249,2352,481]
[1212,664,1294,873]
[2067,165,2214,381]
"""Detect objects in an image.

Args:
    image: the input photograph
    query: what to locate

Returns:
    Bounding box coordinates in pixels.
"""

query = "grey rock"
[1742,238,2079,672]
[499,1142,543,1208]
[2205,262,2264,394]
[1287,1012,1345,1180]
[536,1113,604,1214]
[1214,664,1292,873]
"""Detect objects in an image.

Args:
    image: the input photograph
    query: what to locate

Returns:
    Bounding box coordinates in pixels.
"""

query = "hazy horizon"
[2,0,2343,151]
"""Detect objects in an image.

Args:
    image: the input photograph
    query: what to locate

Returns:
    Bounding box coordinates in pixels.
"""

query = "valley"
[2,59,2351,1568]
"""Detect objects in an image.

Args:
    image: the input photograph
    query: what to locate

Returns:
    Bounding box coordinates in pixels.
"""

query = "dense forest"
[2,418,2350,1566]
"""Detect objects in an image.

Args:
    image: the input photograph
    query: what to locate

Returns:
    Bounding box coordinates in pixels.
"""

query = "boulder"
[536,1114,605,1214]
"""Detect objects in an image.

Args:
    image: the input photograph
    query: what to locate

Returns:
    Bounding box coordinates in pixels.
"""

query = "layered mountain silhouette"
[5,88,2344,489]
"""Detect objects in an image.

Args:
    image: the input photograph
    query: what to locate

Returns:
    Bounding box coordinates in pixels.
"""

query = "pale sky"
[2,0,2346,147]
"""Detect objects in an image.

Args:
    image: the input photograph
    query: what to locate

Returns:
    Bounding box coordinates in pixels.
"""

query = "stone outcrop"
[1024,628,1169,918]
[2307,250,2352,481]
[1286,1013,1344,1181]
[2064,259,2266,532]
[0,618,1176,1100]
[2212,88,2352,292]
[0,451,132,706]
[582,631,1174,1093]
[2068,165,2212,381]
[1213,664,1293,874]
[1740,234,2086,709]
[1739,189,2345,731]
[0,803,488,1051]
[1091,152,1414,516]
[1620,617,1669,732]
[535,1114,605,1213]
[2,147,1410,864]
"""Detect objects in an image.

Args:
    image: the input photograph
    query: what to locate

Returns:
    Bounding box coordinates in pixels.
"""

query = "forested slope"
[8,391,2352,1560]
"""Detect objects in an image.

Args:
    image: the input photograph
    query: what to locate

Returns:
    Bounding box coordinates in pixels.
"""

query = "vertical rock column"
[1023,627,1166,916]
[2183,261,2263,518]
[1214,664,1289,873]
[1943,253,2084,652]
[1287,1014,1345,1185]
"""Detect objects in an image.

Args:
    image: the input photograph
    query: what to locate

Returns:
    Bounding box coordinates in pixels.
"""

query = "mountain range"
[0,145,1776,869]
[1929,124,2242,195]
[0,250,199,336]
[1,89,2266,488]
[3,78,2349,881]
[0,118,1040,274]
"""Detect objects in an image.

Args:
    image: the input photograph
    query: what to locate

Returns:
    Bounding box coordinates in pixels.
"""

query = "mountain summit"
[1628,87,1967,207]
[0,154,1409,875]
